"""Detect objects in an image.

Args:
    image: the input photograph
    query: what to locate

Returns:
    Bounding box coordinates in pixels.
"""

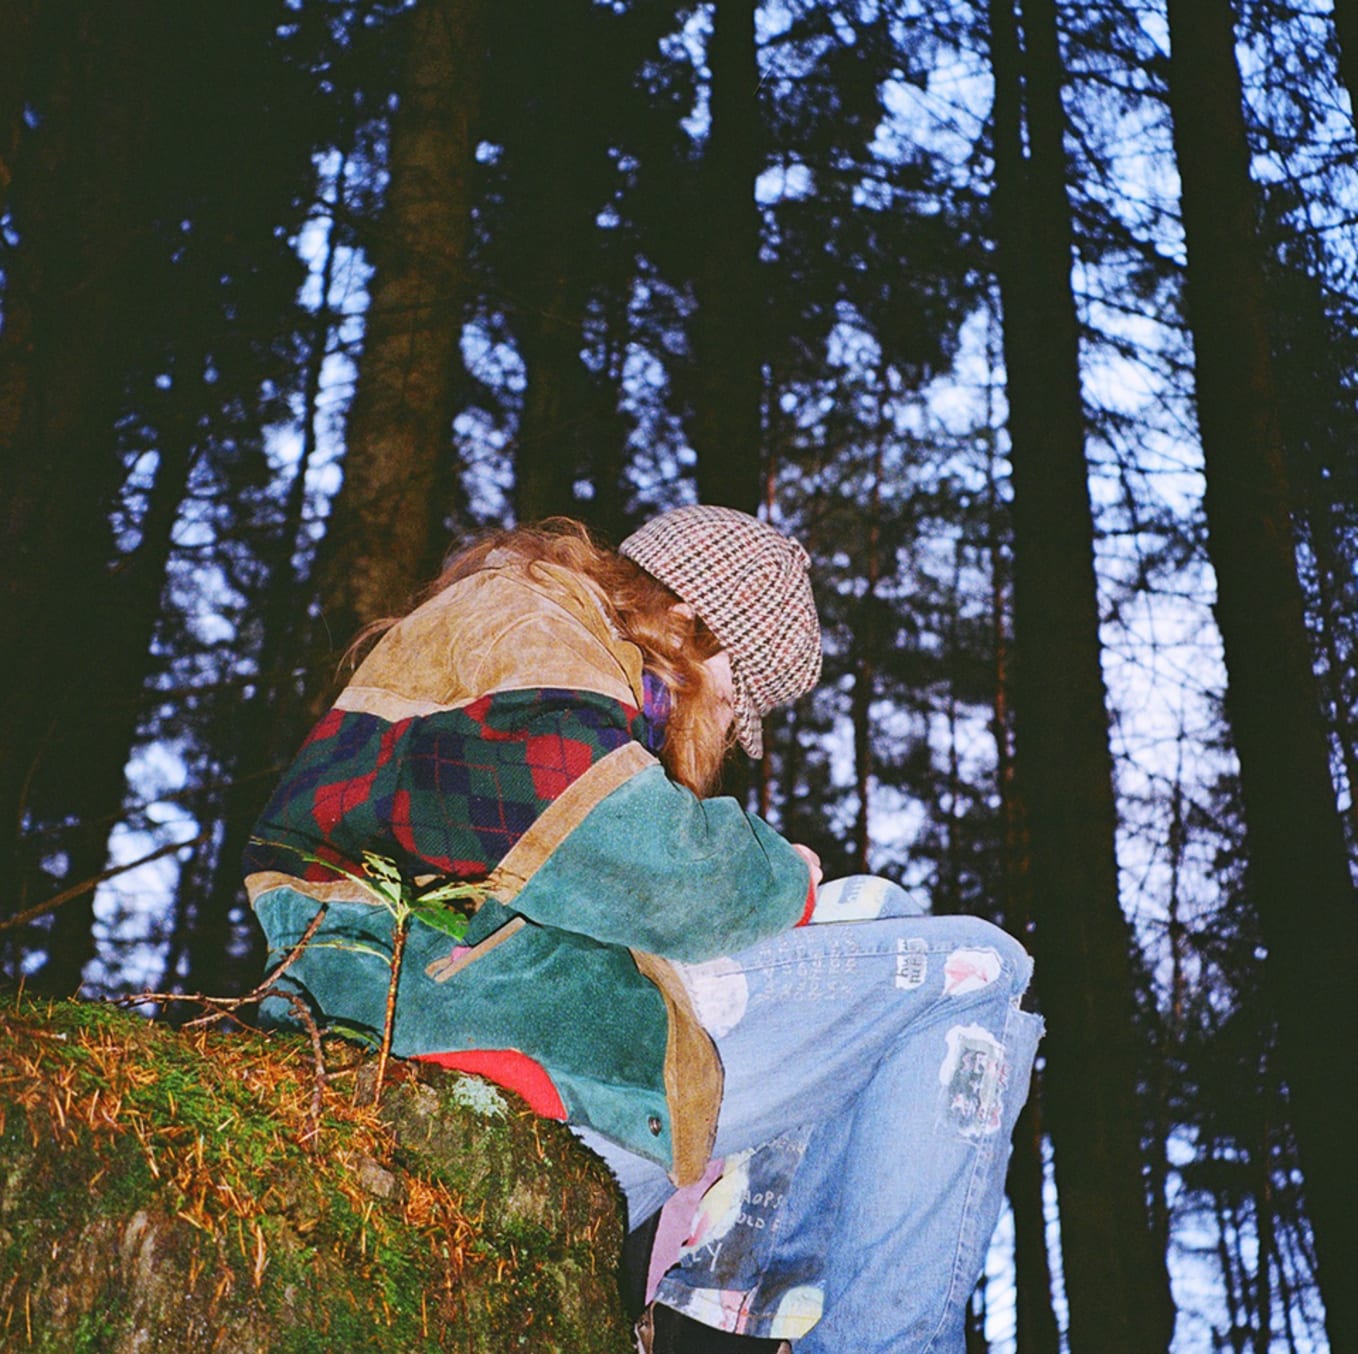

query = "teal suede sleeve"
[507,763,811,962]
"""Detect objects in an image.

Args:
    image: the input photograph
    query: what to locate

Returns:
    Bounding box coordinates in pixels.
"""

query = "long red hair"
[348,519,734,796]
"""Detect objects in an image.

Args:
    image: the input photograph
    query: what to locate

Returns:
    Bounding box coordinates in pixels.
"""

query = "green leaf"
[304,939,393,963]
[410,903,471,941]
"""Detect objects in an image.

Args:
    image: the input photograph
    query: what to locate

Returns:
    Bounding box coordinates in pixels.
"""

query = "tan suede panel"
[244,869,385,907]
[486,741,657,902]
[336,564,646,721]
[632,950,725,1187]
[331,689,449,721]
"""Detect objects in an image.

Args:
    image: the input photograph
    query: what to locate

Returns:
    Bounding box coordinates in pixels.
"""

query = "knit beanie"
[619,505,822,758]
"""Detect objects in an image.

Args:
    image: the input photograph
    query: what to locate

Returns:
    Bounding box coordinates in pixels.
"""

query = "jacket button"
[647,1115,662,1136]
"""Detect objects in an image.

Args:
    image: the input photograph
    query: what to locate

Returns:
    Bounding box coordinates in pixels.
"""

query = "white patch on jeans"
[943,946,1002,996]
[939,1023,1006,1137]
[812,874,922,922]
[770,1284,825,1339]
[675,956,750,1035]
[669,1287,751,1335]
[895,937,928,989]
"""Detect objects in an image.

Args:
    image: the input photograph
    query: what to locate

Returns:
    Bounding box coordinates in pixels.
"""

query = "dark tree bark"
[309,0,485,702]
[850,435,885,872]
[1331,0,1358,132]
[2,1,318,987]
[582,273,640,546]
[502,5,642,530]
[0,8,155,958]
[0,0,39,221]
[1266,231,1358,847]
[986,0,1176,1347]
[987,432,1061,1354]
[184,181,350,998]
[1304,516,1358,843]
[27,407,196,996]
[504,0,594,530]
[1009,1099,1061,1354]
[690,0,763,512]
[1166,1,1358,1345]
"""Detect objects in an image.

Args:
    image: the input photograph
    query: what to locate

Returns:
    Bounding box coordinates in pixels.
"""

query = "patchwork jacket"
[244,558,813,1184]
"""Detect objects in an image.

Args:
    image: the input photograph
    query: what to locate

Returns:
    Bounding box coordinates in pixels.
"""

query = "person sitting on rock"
[245,505,1043,1353]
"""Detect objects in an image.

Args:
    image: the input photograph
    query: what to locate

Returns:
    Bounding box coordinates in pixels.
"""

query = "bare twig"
[284,990,329,1141]
[238,901,332,1006]
[107,901,329,1030]
[0,833,207,931]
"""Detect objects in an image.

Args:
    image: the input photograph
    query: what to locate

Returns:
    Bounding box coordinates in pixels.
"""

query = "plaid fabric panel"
[246,688,645,884]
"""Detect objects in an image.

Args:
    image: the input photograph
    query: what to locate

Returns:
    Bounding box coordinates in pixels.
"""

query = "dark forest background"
[3,1,1357,1349]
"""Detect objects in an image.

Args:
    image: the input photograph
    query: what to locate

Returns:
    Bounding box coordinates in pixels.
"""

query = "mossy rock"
[0,997,632,1352]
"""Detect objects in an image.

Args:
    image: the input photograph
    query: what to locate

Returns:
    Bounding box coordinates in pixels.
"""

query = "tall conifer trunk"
[29,401,196,996]
[185,189,350,997]
[851,440,883,873]
[0,8,152,961]
[986,0,1175,1345]
[1165,2,1358,1344]
[1331,0,1358,131]
[509,3,597,526]
[0,0,38,221]
[690,0,763,512]
[988,429,1061,1354]
[309,0,483,705]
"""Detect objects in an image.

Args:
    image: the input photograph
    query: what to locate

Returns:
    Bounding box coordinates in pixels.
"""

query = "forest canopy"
[2,1,1356,1350]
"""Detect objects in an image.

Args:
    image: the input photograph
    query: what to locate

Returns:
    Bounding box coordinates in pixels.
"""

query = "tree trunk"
[0,8,154,962]
[988,389,1062,1354]
[1273,266,1358,845]
[511,253,594,524]
[26,400,196,996]
[308,0,484,703]
[185,205,347,998]
[1010,1098,1061,1354]
[851,440,884,871]
[1304,515,1358,843]
[987,0,1176,1347]
[1165,2,1358,1346]
[1331,0,1358,133]
[0,0,38,221]
[506,7,628,529]
[690,0,763,512]
[1253,1105,1275,1354]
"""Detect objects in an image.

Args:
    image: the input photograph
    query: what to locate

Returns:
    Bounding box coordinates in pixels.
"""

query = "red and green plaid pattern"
[245,687,645,885]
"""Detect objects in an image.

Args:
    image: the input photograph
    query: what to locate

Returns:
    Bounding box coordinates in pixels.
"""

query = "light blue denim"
[578,876,1043,1352]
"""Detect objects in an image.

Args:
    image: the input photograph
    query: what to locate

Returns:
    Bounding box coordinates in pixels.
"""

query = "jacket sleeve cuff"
[795,874,817,926]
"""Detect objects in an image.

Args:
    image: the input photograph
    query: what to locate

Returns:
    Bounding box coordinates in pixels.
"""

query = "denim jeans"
[577,876,1043,1352]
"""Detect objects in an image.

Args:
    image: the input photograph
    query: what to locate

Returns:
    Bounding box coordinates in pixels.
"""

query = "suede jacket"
[244,558,813,1184]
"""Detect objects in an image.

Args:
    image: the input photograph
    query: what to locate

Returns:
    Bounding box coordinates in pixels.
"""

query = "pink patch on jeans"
[943,947,1002,996]
[646,1158,726,1303]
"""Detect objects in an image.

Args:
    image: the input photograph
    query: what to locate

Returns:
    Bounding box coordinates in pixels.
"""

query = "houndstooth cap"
[619,505,822,758]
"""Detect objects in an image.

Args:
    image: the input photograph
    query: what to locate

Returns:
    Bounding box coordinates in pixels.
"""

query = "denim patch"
[894,936,928,989]
[942,946,1002,996]
[939,1023,1006,1137]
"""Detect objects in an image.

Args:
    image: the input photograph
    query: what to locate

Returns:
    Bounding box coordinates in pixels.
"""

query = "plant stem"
[372,911,408,1105]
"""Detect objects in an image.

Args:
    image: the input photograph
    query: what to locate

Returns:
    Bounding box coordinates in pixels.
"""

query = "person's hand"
[791,843,823,887]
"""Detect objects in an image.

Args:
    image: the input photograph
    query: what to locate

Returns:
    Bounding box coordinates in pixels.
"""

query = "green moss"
[0,997,630,1353]
[69,1311,119,1354]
